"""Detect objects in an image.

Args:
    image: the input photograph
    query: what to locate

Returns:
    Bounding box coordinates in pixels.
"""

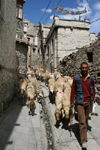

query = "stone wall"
[58,33,100,93]
[16,41,28,73]
[0,0,18,114]
[57,27,95,60]
[23,19,40,67]
[45,30,57,72]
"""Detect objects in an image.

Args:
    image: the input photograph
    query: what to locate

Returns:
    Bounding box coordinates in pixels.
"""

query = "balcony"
[17,0,26,5]
[16,20,24,31]
[16,31,29,44]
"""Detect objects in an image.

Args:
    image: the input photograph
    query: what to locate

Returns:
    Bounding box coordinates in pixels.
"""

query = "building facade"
[38,16,97,73]
[0,0,18,114]
[16,0,29,73]
[23,19,39,67]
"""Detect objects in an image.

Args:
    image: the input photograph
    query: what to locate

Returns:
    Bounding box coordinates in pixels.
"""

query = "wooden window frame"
[16,4,23,20]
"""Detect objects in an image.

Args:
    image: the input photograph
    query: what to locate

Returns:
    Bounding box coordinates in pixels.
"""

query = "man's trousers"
[77,102,91,144]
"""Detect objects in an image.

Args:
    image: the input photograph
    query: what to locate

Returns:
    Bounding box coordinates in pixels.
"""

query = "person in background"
[70,62,95,148]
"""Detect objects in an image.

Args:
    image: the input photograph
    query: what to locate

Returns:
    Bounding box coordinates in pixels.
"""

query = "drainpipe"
[54,29,57,74]
[53,15,59,74]
[30,44,32,66]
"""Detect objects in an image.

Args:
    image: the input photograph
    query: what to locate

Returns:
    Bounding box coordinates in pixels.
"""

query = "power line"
[78,17,100,29]
[43,18,99,51]
[39,0,52,22]
[43,0,61,24]
[52,16,100,34]
[90,18,100,24]
[24,5,40,10]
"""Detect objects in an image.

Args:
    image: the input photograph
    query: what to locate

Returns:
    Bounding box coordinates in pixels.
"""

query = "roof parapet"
[53,15,59,21]
[84,19,90,23]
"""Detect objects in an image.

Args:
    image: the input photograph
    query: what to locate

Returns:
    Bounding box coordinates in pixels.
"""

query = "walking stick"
[69,106,74,137]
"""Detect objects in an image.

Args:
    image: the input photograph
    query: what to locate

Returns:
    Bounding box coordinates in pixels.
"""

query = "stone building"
[16,0,26,40]
[26,22,52,68]
[38,15,97,73]
[16,40,28,73]
[23,19,39,67]
[16,0,29,73]
[58,32,100,93]
[0,0,18,114]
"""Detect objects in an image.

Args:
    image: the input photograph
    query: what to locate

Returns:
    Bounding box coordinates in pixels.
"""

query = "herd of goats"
[17,66,100,128]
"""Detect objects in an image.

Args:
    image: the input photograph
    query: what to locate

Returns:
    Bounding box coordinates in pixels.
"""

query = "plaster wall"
[0,0,18,114]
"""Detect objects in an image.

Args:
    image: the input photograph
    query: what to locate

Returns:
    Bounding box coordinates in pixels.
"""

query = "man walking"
[70,62,95,148]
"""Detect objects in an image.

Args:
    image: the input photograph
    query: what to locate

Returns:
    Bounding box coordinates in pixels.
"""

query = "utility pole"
[30,44,32,66]
[55,3,57,15]
[77,0,81,21]
[39,22,46,73]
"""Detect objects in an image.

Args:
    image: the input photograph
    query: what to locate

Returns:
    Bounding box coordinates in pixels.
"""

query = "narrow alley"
[0,82,100,150]
[0,0,100,150]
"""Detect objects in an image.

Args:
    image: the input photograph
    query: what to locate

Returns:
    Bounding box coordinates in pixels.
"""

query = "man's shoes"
[82,141,87,148]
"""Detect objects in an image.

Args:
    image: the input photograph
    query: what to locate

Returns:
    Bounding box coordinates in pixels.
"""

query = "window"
[27,37,30,42]
[50,62,52,73]
[47,46,49,58]
[97,73,100,77]
[24,23,27,32]
[34,37,38,46]
[38,49,40,58]
[87,52,93,62]
[33,48,36,53]
[16,32,23,39]
[52,39,54,54]
[18,7,22,19]
[16,21,24,30]
[16,4,23,20]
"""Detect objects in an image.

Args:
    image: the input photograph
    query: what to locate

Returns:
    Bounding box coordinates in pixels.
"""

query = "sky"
[23,0,100,35]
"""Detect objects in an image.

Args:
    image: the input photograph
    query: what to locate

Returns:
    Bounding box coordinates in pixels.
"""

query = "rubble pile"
[58,32,100,94]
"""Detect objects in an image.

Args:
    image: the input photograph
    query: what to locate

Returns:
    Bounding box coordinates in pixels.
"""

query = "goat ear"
[54,110,56,115]
[59,111,61,115]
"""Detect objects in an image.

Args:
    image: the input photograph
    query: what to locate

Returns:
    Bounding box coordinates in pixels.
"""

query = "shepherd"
[70,62,95,148]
